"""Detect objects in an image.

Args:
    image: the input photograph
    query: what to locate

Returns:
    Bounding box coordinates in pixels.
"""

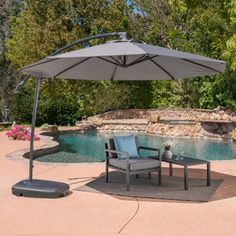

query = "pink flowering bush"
[5,123,40,141]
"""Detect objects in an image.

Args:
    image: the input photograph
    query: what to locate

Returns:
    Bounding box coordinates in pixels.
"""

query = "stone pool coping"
[5,127,236,165]
[6,132,59,164]
[6,127,108,165]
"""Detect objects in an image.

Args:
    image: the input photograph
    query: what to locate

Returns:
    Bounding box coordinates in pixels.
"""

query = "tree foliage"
[128,0,236,109]
[6,0,133,124]
[2,0,236,125]
[0,0,25,117]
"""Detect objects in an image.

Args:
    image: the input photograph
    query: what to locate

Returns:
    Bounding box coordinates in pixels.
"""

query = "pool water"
[35,131,236,163]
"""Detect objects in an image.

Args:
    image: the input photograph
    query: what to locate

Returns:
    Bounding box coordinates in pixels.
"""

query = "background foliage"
[0,0,235,125]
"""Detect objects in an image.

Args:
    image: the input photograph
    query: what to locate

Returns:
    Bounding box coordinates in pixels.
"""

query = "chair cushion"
[113,134,139,159]
[109,157,160,171]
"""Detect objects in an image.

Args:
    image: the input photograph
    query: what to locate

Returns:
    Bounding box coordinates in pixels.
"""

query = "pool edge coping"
[5,129,106,166]
[5,129,236,165]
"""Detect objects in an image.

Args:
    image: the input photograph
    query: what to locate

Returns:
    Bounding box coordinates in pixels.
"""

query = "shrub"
[5,123,40,141]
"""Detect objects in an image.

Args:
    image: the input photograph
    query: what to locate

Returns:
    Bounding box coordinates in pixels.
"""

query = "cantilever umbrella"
[21,39,225,81]
[12,32,226,198]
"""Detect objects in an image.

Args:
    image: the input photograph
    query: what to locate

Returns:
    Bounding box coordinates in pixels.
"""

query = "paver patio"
[0,129,236,236]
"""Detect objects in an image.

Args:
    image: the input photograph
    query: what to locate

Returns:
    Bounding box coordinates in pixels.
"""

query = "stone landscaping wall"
[146,122,234,139]
[96,120,148,133]
[87,108,236,140]
[89,107,236,121]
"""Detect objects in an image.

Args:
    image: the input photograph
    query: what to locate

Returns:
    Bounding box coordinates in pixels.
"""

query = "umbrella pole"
[29,76,41,181]
[12,75,70,198]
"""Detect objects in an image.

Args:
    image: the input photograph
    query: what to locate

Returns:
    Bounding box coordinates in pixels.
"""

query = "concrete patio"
[0,130,236,236]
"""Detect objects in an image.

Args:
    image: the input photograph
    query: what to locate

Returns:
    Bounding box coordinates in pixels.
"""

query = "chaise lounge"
[104,134,162,190]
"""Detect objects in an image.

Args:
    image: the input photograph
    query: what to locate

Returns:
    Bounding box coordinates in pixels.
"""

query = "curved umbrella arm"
[50,32,127,56]
[14,32,128,91]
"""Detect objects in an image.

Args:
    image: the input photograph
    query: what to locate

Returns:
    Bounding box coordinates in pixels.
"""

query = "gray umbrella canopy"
[21,41,226,81]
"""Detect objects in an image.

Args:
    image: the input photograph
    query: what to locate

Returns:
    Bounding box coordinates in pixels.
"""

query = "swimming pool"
[35,131,236,163]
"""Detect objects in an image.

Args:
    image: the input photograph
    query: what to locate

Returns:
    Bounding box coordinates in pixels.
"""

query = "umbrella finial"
[119,32,128,41]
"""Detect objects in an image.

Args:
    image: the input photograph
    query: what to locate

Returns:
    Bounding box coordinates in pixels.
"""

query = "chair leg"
[105,163,109,183]
[126,172,130,191]
[158,166,161,186]
[148,172,151,179]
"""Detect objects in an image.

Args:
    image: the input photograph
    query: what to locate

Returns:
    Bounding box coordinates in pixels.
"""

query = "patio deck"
[0,129,236,236]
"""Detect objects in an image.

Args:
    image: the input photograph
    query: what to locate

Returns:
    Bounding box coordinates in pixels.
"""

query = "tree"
[128,0,194,108]
[0,0,25,119]
[128,0,236,109]
[222,1,236,107]
[6,0,134,124]
[5,0,236,124]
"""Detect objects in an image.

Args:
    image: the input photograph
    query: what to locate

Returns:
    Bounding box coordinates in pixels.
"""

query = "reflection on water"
[36,131,236,163]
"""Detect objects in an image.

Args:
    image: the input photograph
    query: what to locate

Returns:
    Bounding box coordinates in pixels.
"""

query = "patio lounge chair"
[104,134,161,190]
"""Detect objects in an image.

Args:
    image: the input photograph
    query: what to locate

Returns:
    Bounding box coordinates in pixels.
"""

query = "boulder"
[148,114,160,123]
[41,125,58,133]
[221,114,229,120]
[232,131,236,142]
[219,110,225,116]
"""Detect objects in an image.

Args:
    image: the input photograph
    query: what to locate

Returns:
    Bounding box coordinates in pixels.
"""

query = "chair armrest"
[138,146,161,161]
[104,148,129,159]
[104,148,130,170]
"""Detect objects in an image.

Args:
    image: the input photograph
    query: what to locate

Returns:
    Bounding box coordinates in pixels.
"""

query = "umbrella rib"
[97,57,122,66]
[182,59,223,74]
[110,65,118,81]
[127,55,158,67]
[126,55,147,66]
[150,58,176,81]
[118,56,124,64]
[20,58,59,71]
[123,55,127,67]
[110,56,122,65]
[53,57,92,78]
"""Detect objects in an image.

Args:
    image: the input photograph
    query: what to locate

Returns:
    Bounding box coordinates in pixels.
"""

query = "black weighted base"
[12,179,70,198]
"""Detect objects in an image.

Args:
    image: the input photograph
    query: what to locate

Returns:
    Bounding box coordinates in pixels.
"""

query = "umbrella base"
[12,179,70,198]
